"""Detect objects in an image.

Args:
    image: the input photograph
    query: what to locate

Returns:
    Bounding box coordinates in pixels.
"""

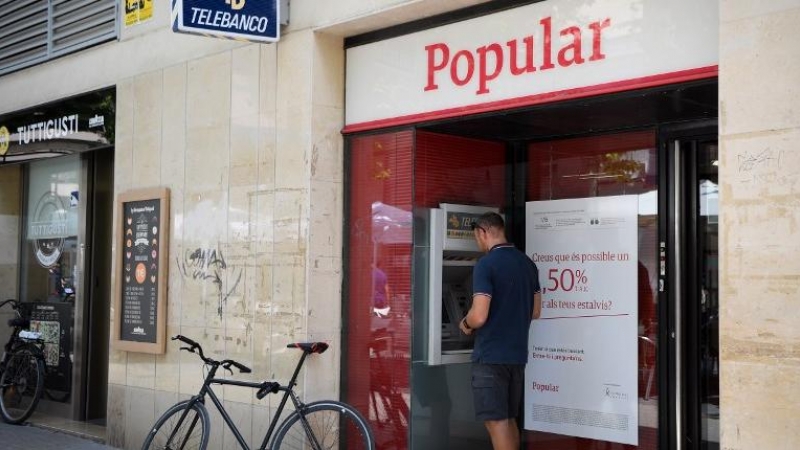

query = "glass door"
[663,133,719,450]
[20,154,86,419]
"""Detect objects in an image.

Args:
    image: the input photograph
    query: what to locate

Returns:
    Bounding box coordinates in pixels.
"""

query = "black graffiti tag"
[178,248,243,317]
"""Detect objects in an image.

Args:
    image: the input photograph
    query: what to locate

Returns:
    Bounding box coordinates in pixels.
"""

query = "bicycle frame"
[0,300,45,371]
[173,350,314,450]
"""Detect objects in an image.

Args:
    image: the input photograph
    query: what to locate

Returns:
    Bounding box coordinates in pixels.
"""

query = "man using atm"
[459,212,542,450]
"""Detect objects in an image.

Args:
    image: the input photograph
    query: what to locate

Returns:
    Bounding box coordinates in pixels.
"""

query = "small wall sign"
[171,0,281,43]
[112,188,170,354]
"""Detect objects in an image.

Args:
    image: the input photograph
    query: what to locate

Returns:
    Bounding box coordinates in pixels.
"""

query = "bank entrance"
[343,79,719,450]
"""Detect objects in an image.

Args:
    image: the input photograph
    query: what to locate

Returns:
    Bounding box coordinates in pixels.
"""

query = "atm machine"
[427,204,500,365]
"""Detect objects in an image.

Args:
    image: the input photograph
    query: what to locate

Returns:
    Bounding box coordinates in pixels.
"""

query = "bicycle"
[0,299,46,424]
[142,335,375,450]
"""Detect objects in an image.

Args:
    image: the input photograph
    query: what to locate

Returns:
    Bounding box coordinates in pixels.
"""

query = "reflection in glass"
[20,156,81,407]
[698,143,719,449]
[346,132,414,450]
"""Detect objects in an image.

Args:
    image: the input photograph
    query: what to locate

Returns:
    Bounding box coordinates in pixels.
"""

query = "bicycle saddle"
[287,342,329,354]
[8,318,30,329]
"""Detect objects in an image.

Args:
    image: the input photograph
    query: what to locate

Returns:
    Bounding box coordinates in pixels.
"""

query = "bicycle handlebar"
[0,299,19,310]
[224,360,252,374]
[171,335,252,374]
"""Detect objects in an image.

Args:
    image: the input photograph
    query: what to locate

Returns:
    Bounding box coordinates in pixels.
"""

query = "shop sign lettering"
[172,0,280,43]
[16,114,79,145]
[425,17,611,95]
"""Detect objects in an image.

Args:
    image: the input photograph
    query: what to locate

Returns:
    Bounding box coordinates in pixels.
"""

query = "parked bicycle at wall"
[142,335,375,450]
[0,299,46,424]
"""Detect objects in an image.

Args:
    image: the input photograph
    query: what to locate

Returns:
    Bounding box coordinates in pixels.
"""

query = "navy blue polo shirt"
[471,243,540,364]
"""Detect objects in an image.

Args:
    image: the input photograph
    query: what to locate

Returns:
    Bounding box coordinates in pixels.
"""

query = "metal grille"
[0,0,117,76]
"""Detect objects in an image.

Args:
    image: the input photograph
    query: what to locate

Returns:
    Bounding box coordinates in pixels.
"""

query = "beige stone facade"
[0,0,798,449]
[719,1,800,449]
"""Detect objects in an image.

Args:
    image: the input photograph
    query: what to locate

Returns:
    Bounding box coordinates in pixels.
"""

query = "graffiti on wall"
[178,247,243,317]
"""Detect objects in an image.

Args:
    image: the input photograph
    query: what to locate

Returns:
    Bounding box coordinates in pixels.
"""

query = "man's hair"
[472,212,505,232]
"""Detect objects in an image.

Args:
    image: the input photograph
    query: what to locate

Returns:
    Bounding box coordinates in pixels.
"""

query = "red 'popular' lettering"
[558,26,584,67]
[540,16,555,70]
[589,18,611,61]
[424,43,450,91]
[476,43,504,94]
[450,50,475,86]
[507,36,537,76]
[423,16,612,95]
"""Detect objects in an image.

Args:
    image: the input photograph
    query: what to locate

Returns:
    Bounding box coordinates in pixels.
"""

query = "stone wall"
[719,1,800,449]
[105,31,345,449]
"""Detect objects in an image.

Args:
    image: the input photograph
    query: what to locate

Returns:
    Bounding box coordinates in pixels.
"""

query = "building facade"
[0,1,797,449]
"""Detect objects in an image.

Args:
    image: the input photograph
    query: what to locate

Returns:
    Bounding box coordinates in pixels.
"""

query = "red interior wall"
[415,131,506,209]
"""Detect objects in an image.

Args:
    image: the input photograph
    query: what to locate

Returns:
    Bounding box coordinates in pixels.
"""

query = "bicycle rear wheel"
[0,346,44,424]
[141,399,210,450]
[271,400,375,450]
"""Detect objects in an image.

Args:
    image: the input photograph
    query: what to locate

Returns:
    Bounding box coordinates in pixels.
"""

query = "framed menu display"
[112,188,169,353]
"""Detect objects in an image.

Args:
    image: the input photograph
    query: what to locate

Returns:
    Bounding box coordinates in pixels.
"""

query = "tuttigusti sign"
[171,0,280,43]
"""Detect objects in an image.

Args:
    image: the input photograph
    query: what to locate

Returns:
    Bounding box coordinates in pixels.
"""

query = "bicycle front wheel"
[272,400,375,450]
[141,399,210,450]
[0,346,44,424]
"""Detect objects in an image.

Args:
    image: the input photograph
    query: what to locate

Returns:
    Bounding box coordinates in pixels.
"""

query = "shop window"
[526,130,659,450]
[345,130,414,450]
[411,131,507,450]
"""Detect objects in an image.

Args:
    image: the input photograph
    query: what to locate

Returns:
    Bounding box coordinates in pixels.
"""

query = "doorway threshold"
[27,412,107,444]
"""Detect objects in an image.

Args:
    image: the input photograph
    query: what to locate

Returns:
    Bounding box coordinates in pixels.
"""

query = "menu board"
[113,188,169,353]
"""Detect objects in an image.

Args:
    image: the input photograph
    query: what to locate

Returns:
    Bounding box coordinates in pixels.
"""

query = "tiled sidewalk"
[0,422,119,450]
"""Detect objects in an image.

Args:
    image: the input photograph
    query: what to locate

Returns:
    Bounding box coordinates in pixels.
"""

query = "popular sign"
[345,0,718,130]
[171,0,280,43]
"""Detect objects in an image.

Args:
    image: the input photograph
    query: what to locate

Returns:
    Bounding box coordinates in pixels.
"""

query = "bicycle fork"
[165,396,205,450]
[297,411,325,450]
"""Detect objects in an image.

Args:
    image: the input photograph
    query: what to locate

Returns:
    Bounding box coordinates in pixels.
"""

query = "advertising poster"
[525,196,638,445]
[125,0,154,26]
[120,198,161,343]
[113,187,169,354]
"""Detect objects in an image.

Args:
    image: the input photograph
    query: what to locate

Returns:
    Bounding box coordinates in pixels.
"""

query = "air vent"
[0,0,117,76]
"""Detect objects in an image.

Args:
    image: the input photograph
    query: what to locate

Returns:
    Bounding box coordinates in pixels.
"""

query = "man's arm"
[459,294,491,335]
[532,292,542,320]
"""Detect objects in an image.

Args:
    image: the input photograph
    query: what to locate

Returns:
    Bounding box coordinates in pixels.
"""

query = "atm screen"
[441,282,474,351]
[442,302,451,324]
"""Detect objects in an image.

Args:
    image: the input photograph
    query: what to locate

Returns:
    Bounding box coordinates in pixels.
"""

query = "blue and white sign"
[172,0,279,43]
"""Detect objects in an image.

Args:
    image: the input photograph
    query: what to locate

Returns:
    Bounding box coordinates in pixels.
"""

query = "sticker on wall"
[29,192,69,268]
[125,0,154,26]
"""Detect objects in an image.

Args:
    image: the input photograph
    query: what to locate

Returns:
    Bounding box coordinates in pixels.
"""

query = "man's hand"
[459,317,473,335]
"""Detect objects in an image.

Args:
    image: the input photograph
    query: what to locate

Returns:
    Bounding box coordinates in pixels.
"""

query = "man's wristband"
[461,317,472,330]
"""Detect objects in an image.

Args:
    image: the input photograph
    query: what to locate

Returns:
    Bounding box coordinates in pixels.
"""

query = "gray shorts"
[471,363,524,421]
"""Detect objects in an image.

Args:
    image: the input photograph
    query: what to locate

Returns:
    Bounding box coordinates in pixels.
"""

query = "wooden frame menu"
[112,188,169,354]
